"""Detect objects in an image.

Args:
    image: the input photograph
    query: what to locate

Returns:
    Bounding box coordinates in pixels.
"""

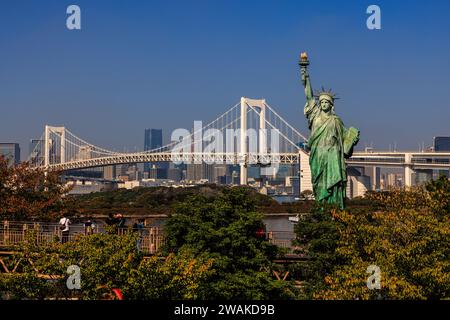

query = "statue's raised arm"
[299,52,318,127]
[299,52,313,102]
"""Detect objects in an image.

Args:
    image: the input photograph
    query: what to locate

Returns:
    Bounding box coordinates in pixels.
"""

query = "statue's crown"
[315,87,339,102]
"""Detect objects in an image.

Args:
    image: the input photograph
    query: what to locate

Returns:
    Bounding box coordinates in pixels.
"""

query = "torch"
[299,52,309,86]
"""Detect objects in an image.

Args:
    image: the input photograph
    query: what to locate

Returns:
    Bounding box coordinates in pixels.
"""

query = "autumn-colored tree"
[126,249,214,300]
[296,180,450,300]
[316,209,449,299]
[0,156,72,220]
[0,230,214,300]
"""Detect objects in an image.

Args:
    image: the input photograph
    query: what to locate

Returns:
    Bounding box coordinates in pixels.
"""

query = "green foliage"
[290,203,343,298]
[0,273,52,300]
[69,184,311,216]
[365,187,429,211]
[425,175,450,219]
[164,187,296,299]
[64,232,141,299]
[126,248,214,300]
[0,231,214,300]
[316,206,449,299]
[295,179,450,300]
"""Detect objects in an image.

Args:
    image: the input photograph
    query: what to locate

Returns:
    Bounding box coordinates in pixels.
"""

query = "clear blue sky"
[1,0,449,158]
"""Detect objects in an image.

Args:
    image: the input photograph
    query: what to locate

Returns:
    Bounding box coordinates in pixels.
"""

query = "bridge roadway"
[44,152,301,171]
[42,151,450,172]
[349,151,450,169]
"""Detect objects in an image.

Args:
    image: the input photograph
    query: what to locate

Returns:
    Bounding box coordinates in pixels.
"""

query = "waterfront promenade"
[0,218,295,255]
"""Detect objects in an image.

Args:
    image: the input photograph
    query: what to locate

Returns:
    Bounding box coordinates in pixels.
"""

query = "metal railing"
[267,231,295,250]
[0,221,165,254]
[0,221,295,253]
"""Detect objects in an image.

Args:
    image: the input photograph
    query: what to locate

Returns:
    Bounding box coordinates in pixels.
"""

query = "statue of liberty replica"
[299,52,360,209]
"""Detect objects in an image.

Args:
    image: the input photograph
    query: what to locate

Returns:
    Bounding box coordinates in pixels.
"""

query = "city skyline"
[1,1,450,160]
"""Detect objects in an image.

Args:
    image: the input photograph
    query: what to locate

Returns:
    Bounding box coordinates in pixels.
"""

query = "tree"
[164,187,296,299]
[0,231,214,300]
[0,157,71,220]
[295,182,450,300]
[425,175,450,219]
[300,189,313,200]
[290,203,343,298]
[126,248,214,300]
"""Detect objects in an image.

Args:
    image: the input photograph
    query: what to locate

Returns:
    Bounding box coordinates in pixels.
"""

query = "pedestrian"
[91,220,97,234]
[84,218,94,235]
[105,212,118,234]
[59,215,71,244]
[116,214,126,235]
[132,219,139,232]
[133,219,145,251]
[106,212,118,225]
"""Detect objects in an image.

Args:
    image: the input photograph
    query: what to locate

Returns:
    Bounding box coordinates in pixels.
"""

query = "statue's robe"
[304,98,348,209]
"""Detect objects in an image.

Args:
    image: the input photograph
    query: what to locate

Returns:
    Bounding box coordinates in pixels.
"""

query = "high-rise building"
[413,169,433,186]
[361,166,381,190]
[0,143,20,166]
[126,164,142,181]
[144,129,163,151]
[346,167,371,198]
[248,166,260,180]
[116,164,129,177]
[29,139,44,166]
[144,128,167,175]
[387,173,403,188]
[434,136,450,151]
[213,165,227,184]
[103,166,116,180]
[285,176,300,196]
[299,150,312,194]
[348,175,371,198]
[433,136,450,178]
[232,170,240,185]
[186,163,213,182]
[148,164,168,180]
[167,167,182,182]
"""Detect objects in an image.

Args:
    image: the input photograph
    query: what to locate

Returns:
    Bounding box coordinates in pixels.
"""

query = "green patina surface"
[299,54,359,209]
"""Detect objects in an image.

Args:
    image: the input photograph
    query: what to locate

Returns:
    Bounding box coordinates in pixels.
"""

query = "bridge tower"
[44,125,66,167]
[240,97,267,185]
[404,153,413,187]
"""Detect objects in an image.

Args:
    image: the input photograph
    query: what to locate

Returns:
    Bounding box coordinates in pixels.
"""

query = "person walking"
[59,215,71,244]
[132,219,145,251]
[105,213,118,234]
[84,218,94,235]
[116,214,126,235]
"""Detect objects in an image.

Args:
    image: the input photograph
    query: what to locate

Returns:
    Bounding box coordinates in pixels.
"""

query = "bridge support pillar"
[240,163,248,185]
[404,153,413,187]
[240,97,248,185]
[44,125,50,167]
[43,125,66,168]
[239,97,267,185]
